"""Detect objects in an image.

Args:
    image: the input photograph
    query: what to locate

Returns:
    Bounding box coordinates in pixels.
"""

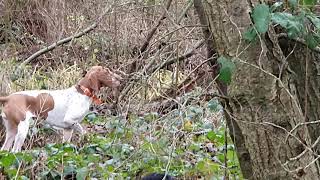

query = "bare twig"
[138,0,173,57]
[152,57,216,101]
[119,39,205,101]
[149,39,205,73]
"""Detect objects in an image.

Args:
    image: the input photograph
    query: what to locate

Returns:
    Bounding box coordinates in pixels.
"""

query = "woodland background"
[0,0,233,179]
[1,0,320,179]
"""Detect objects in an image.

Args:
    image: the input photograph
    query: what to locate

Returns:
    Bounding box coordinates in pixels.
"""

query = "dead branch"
[152,57,216,101]
[164,0,194,43]
[119,39,205,101]
[21,23,97,66]
[18,2,123,68]
[149,39,205,73]
[142,92,228,115]
[138,0,173,57]
[128,0,173,74]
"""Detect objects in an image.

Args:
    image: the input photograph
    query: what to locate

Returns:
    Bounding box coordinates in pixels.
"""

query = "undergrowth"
[0,61,242,179]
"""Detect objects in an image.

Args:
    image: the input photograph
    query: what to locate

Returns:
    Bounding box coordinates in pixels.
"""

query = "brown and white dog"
[0,66,121,152]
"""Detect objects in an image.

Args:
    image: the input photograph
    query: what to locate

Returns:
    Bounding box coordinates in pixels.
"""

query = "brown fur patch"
[78,66,121,92]
[0,93,54,127]
[31,93,55,119]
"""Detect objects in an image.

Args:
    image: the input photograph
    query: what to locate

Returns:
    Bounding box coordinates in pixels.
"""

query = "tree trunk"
[194,0,320,179]
[286,42,320,170]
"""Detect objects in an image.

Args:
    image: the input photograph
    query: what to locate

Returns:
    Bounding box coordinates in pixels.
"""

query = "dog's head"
[81,66,122,91]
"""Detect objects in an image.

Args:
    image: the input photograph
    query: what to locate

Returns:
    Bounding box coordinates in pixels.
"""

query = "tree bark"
[194,0,320,179]
[286,42,320,167]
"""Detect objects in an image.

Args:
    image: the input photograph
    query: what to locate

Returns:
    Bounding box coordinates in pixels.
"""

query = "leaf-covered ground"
[0,59,242,179]
[0,99,242,179]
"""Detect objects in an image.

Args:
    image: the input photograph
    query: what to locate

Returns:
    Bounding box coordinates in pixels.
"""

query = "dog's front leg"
[71,123,86,135]
[1,128,17,151]
[62,123,86,142]
[63,115,86,141]
[12,113,32,152]
[62,129,73,142]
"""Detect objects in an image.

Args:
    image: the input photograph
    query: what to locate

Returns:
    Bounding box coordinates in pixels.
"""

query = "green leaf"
[307,14,320,29]
[86,113,97,121]
[207,131,216,142]
[6,167,18,178]
[243,26,257,42]
[20,176,29,180]
[196,161,206,172]
[302,0,316,7]
[217,56,236,85]
[208,99,222,112]
[288,0,298,9]
[76,167,88,180]
[252,4,270,33]
[107,165,114,172]
[305,34,320,49]
[0,153,15,168]
[271,12,305,38]
[63,166,76,176]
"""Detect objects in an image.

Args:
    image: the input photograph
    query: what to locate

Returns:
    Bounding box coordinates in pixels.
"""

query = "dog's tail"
[0,96,9,104]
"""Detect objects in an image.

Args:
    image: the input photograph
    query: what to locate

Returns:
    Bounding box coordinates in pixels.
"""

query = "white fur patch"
[11,111,32,152]
[1,112,6,119]
[5,86,92,151]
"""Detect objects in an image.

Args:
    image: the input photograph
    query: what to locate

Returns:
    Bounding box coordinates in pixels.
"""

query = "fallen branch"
[141,92,228,115]
[18,3,120,68]
[21,23,97,66]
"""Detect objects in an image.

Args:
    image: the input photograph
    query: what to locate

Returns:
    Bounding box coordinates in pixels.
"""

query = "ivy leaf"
[217,56,235,85]
[0,153,15,168]
[288,0,298,9]
[302,0,316,8]
[207,131,216,142]
[243,26,257,42]
[76,167,88,180]
[252,3,270,33]
[20,176,29,180]
[63,166,76,176]
[208,99,222,112]
[271,12,304,38]
[86,113,96,121]
[305,34,320,49]
[306,14,320,29]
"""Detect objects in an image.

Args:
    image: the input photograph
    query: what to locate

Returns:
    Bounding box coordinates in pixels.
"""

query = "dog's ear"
[88,73,101,91]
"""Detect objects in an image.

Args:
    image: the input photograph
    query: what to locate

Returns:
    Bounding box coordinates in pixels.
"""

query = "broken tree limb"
[138,0,173,57]
[20,23,97,66]
[17,2,122,69]
[128,0,173,73]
